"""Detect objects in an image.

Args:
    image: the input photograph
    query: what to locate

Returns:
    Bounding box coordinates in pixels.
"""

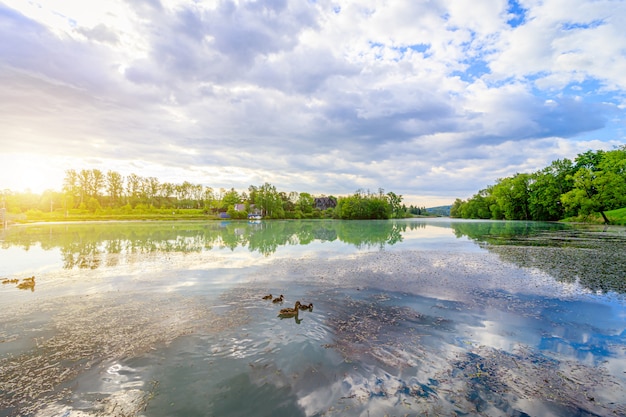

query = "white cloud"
[0,0,624,204]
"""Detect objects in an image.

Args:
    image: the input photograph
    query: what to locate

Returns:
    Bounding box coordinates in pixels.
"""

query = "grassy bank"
[8,208,220,223]
[561,207,626,225]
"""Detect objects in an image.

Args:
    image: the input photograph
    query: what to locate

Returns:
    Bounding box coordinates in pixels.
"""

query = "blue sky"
[0,0,624,206]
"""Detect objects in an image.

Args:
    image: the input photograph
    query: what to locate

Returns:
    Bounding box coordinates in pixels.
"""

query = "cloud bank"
[1,0,624,205]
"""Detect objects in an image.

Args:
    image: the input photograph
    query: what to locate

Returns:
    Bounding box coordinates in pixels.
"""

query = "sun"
[0,153,65,194]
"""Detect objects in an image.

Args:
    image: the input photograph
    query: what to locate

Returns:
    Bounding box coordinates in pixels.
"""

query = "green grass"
[562,207,626,225]
[11,208,221,223]
[606,207,626,225]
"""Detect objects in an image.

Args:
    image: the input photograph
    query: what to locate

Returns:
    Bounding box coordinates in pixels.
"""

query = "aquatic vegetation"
[325,296,429,368]
[0,293,249,415]
[440,345,626,416]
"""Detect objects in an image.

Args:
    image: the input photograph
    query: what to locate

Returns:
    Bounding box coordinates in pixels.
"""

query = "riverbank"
[5,209,219,224]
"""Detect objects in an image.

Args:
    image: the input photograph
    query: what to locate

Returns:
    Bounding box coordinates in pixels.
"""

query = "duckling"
[272,294,284,303]
[262,294,273,300]
[298,302,313,311]
[278,301,302,318]
[17,277,35,291]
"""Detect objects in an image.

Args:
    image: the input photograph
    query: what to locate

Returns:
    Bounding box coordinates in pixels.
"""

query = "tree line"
[1,169,417,220]
[451,147,626,223]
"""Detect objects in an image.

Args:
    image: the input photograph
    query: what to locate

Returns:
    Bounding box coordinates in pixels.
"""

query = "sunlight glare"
[0,154,64,193]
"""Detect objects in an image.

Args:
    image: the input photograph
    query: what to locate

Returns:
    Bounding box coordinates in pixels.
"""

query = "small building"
[235,203,262,216]
[314,197,337,211]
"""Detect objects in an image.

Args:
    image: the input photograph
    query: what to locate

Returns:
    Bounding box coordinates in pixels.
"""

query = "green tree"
[453,188,494,219]
[106,170,124,208]
[78,169,93,205]
[255,183,284,218]
[528,159,575,220]
[62,169,80,209]
[91,169,105,202]
[335,189,391,220]
[145,177,160,207]
[159,182,175,207]
[222,188,241,209]
[386,191,404,218]
[203,187,215,211]
[297,192,314,216]
[126,173,142,206]
[450,199,463,218]
[491,174,531,220]
[561,148,626,224]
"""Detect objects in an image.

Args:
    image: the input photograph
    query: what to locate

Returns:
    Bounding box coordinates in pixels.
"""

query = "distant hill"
[426,205,451,216]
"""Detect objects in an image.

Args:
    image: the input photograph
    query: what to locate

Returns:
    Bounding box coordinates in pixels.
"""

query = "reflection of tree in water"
[3,220,411,268]
[451,220,568,244]
[61,241,102,269]
[336,220,405,249]
[451,222,626,294]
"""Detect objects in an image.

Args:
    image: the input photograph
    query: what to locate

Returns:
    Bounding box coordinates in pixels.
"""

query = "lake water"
[1,219,625,417]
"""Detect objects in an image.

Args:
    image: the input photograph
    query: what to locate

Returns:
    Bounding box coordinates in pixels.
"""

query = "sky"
[0,0,625,206]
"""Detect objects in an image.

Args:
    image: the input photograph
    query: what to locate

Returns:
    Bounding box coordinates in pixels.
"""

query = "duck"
[16,276,35,291]
[262,294,273,300]
[272,294,284,303]
[298,302,313,311]
[278,301,302,318]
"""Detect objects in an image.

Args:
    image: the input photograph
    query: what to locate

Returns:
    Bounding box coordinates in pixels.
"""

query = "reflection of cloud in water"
[1,290,250,415]
[243,252,626,416]
[4,222,626,416]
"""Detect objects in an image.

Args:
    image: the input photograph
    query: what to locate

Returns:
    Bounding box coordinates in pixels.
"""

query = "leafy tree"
[222,188,241,209]
[78,169,92,205]
[247,185,258,205]
[160,182,175,200]
[491,174,531,220]
[335,189,392,220]
[528,159,575,220]
[453,188,493,219]
[86,197,102,213]
[255,183,284,218]
[62,169,80,208]
[145,177,160,206]
[227,205,247,219]
[450,199,463,218]
[278,191,295,213]
[575,149,605,170]
[561,148,626,223]
[91,169,105,201]
[297,192,314,216]
[203,187,215,211]
[106,170,124,208]
[386,191,404,218]
[126,173,142,205]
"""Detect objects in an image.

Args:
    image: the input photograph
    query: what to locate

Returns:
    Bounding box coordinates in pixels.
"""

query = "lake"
[1,219,625,416]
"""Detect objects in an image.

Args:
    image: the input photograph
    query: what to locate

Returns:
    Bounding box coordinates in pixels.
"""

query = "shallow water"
[1,219,625,416]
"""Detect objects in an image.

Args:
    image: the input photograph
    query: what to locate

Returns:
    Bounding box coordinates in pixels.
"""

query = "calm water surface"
[1,219,625,416]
